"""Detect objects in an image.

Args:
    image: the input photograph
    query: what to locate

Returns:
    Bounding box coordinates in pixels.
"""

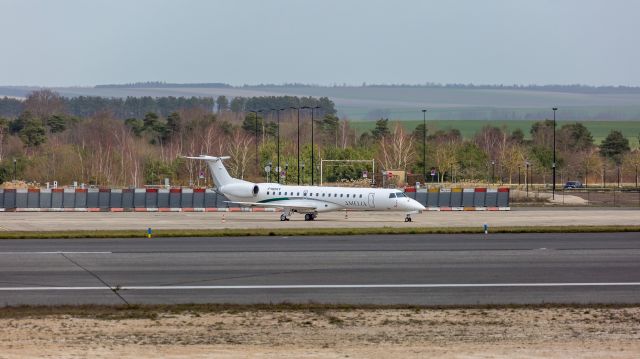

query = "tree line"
[0,91,337,120]
[0,90,638,187]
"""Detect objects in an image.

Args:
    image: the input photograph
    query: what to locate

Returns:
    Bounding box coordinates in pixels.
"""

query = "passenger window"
[267,191,269,195]
[346,194,349,198]
[278,192,281,195]
[389,193,396,198]
[322,193,325,197]
[285,192,287,195]
[334,194,337,197]
[340,194,343,197]
[316,193,319,196]
[359,194,362,198]
[297,192,299,196]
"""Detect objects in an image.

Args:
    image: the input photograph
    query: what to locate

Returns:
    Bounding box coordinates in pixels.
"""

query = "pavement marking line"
[0,252,112,255]
[1,283,640,291]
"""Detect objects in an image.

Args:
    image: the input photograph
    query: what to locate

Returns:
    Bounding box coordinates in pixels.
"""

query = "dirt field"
[1,307,639,358]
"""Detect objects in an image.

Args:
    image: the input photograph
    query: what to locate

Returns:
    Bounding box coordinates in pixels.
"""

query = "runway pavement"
[0,208,638,231]
[0,232,639,306]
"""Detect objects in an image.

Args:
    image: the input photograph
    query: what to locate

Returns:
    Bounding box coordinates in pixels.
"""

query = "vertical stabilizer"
[184,155,243,188]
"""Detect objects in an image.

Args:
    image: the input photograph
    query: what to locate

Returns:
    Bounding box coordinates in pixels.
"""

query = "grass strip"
[0,225,638,239]
[0,302,638,319]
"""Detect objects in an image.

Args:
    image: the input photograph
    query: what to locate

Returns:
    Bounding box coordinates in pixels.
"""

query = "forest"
[0,90,638,188]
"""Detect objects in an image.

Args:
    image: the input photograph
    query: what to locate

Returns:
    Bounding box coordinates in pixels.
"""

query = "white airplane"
[185,155,426,222]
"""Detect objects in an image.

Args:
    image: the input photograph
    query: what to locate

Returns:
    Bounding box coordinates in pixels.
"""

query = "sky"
[1,0,639,87]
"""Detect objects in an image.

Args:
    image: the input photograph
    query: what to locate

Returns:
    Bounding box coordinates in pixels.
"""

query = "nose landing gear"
[404,214,412,222]
[280,210,292,221]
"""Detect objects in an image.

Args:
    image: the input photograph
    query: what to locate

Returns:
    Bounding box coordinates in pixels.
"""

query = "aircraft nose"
[406,199,425,211]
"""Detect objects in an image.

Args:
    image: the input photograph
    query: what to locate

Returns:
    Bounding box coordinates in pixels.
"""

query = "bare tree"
[433,141,461,183]
[24,89,66,123]
[622,150,640,185]
[0,118,7,162]
[474,125,503,161]
[499,144,526,184]
[227,128,253,179]
[378,123,415,171]
[583,149,604,185]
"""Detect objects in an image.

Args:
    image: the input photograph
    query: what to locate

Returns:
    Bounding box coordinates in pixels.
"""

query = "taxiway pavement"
[0,208,638,231]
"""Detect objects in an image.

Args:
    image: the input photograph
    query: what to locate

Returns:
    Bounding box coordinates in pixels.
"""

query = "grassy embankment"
[0,225,639,239]
[1,302,638,319]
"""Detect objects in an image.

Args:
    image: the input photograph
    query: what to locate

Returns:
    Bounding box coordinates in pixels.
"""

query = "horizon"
[4,81,640,89]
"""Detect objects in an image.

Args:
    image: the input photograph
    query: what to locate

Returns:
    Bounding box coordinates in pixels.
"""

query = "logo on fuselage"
[345,200,368,207]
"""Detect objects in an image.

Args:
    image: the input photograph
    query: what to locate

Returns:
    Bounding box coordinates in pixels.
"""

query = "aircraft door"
[368,193,375,208]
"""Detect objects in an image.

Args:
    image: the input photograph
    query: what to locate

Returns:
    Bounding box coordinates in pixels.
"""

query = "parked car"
[564,181,583,189]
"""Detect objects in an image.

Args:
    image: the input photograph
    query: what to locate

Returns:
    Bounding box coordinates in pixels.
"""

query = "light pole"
[518,165,521,186]
[302,105,321,185]
[290,106,301,185]
[13,158,17,182]
[301,161,305,184]
[491,160,495,184]
[249,110,261,174]
[266,162,272,183]
[525,160,530,197]
[285,163,289,184]
[271,108,285,184]
[422,109,427,183]
[552,107,558,199]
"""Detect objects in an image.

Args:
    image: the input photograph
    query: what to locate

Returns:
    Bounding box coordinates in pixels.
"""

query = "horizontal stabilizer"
[182,155,230,161]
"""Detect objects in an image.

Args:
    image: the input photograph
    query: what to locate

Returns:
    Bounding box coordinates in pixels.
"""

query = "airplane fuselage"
[221,182,423,213]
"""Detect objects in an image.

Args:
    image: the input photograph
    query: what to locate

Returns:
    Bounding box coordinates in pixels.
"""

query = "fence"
[0,187,510,212]
[0,188,227,212]
[512,187,640,207]
[406,187,510,210]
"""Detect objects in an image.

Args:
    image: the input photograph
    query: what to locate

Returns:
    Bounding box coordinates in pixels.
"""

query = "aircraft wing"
[225,199,318,213]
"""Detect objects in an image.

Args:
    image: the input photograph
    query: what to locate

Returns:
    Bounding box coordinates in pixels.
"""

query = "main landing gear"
[404,214,412,222]
[304,213,317,221]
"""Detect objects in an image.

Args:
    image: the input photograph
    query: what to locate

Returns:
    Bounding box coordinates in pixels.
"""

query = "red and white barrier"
[426,207,510,211]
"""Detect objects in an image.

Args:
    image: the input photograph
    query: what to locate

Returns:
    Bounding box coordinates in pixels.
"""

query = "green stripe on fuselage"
[258,197,290,203]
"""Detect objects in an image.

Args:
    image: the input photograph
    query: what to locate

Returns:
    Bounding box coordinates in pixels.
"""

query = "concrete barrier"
[0,187,509,211]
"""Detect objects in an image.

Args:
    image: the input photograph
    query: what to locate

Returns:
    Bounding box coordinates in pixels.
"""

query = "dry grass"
[1,303,638,319]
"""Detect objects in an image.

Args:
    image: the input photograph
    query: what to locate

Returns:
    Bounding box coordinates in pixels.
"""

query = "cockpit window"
[389,193,396,198]
[396,192,406,197]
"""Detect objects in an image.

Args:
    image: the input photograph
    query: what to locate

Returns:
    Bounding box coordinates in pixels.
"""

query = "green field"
[350,119,640,145]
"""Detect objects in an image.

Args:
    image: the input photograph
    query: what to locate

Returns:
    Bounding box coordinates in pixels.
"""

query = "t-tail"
[183,155,248,188]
